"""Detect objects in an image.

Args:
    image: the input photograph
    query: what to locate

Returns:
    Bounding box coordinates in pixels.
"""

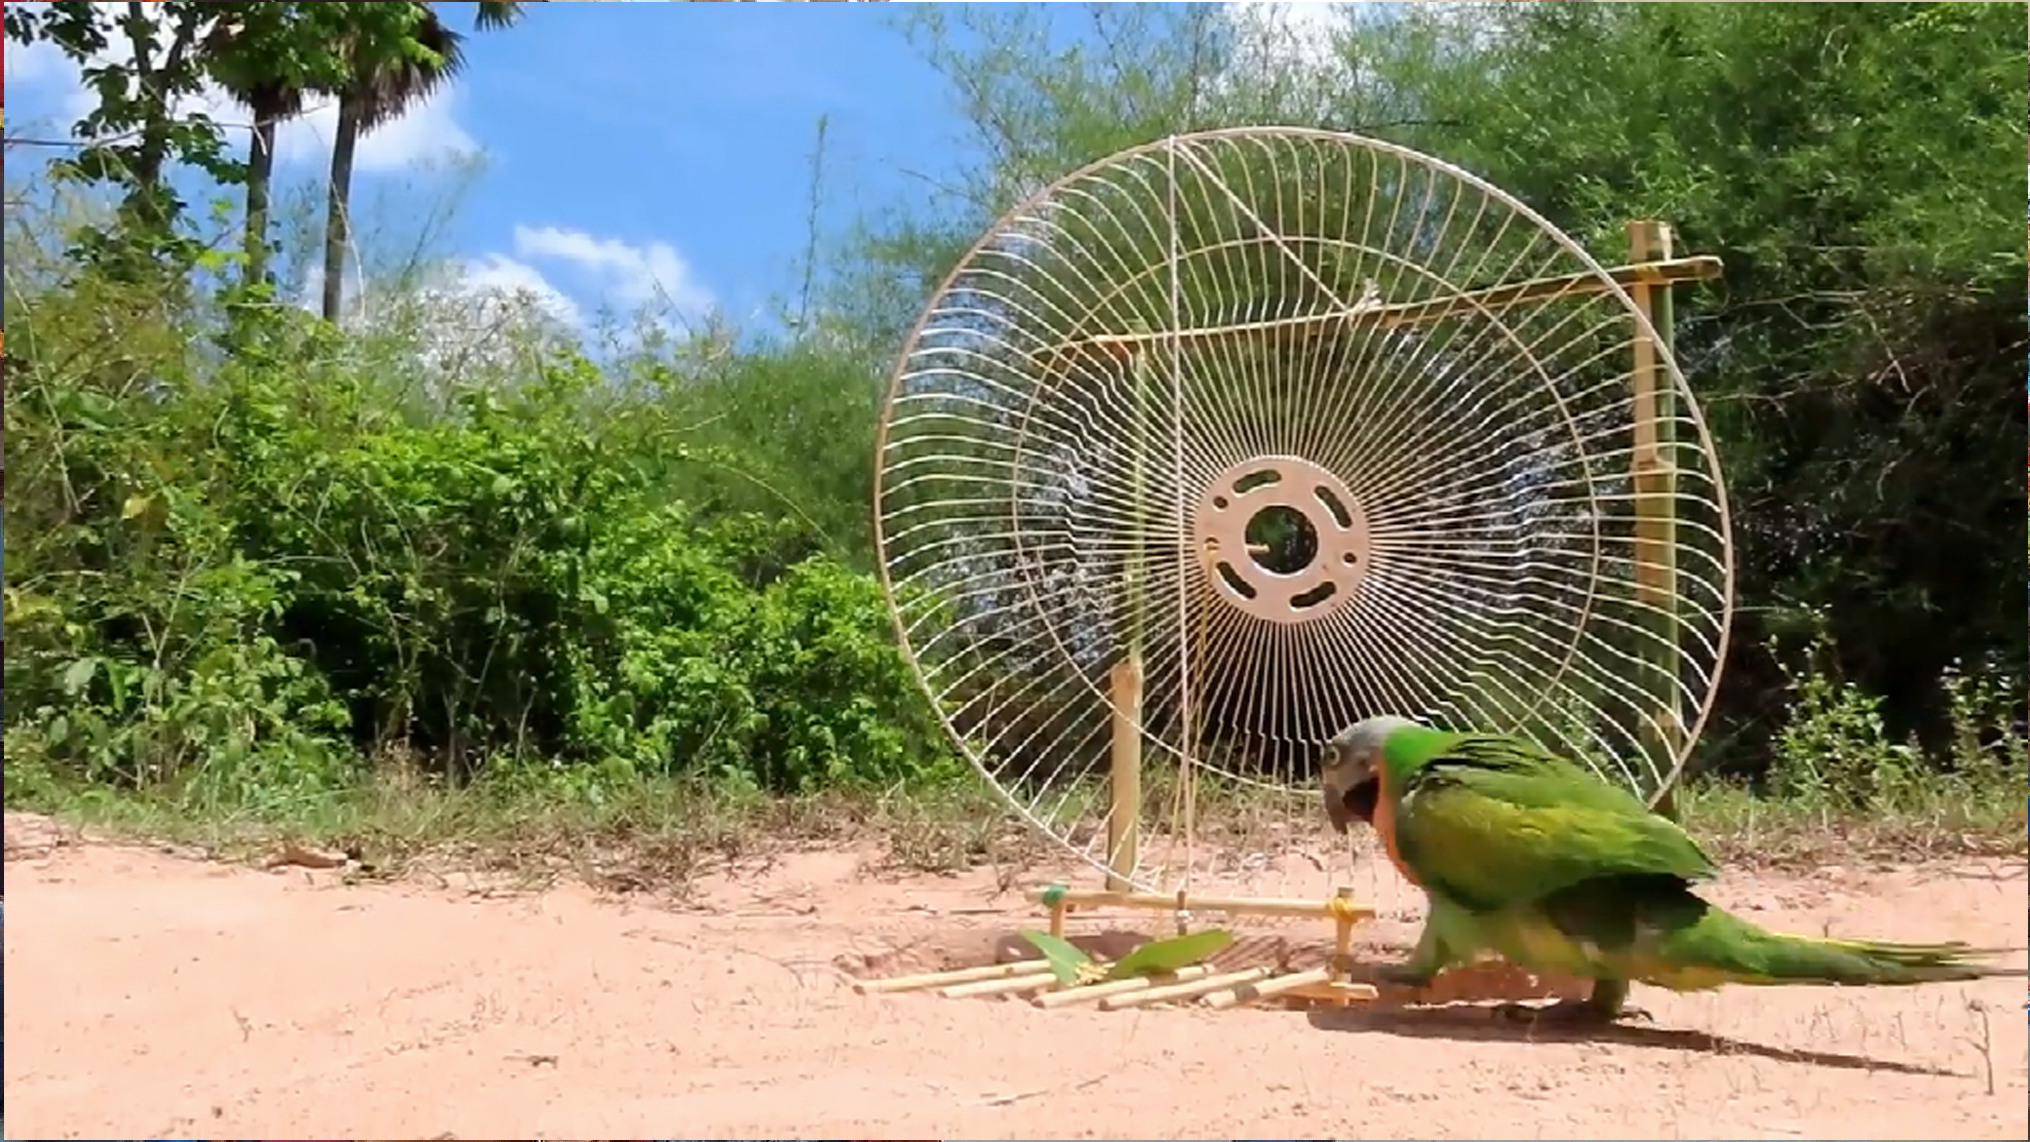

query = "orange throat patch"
[1371,764,1422,888]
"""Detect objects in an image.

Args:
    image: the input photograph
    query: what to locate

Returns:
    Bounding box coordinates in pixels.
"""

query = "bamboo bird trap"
[852,885,1382,1011]
[867,128,1731,1004]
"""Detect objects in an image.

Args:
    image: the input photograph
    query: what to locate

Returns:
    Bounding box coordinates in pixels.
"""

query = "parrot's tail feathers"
[1717,929,2027,987]
[1639,895,2029,989]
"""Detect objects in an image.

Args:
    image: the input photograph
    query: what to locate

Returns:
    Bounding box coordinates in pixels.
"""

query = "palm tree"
[320,2,529,324]
[222,71,306,290]
[205,15,313,289]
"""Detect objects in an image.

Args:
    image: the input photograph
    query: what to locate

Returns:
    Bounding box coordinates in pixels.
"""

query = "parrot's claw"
[1493,998,1655,1028]
[1373,963,1438,990]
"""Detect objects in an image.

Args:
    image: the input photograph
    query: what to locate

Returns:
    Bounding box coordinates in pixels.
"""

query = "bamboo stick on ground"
[1202,967,1335,1009]
[941,968,1060,999]
[1099,966,1270,1011]
[1033,965,1214,1009]
[853,958,1051,994]
[1271,980,1382,1006]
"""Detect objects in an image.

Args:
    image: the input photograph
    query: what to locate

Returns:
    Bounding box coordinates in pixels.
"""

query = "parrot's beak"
[1321,746,1381,835]
[1324,783,1353,834]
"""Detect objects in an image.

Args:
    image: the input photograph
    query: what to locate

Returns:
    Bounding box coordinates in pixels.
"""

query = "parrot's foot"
[1493,998,1655,1028]
[1373,963,1438,990]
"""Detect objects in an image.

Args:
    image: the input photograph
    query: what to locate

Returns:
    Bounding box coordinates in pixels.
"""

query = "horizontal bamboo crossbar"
[1025,886,1377,924]
[1049,255,1724,364]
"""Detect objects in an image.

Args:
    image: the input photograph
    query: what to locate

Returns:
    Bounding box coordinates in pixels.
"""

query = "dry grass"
[17,758,2024,898]
[1678,776,2029,869]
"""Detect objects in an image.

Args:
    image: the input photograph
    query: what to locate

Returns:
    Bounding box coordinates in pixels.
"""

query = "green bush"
[4,265,954,808]
[1764,625,2026,826]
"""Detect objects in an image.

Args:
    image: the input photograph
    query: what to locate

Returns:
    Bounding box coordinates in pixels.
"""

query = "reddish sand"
[4,812,2025,1140]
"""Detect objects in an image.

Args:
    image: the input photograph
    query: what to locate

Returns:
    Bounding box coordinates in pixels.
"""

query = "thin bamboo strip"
[941,968,1060,1000]
[1033,965,1215,1010]
[1201,967,1335,1010]
[1270,979,1382,1006]
[1025,887,1376,924]
[853,958,1052,995]
[1044,255,1725,370]
[1099,966,1271,1011]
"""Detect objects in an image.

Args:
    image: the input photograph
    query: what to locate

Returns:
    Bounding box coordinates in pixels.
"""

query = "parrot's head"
[1321,714,1419,834]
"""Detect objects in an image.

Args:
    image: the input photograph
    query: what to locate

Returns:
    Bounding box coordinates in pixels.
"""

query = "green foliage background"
[3,1,2023,833]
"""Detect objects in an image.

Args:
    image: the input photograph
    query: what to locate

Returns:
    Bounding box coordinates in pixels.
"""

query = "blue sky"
[3,2,1345,331]
[443,0,990,324]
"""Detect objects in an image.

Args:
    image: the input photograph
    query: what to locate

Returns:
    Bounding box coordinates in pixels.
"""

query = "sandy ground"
[3,812,2026,1141]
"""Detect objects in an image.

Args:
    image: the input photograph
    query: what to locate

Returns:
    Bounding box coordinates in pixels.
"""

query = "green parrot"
[1320,715,2025,1025]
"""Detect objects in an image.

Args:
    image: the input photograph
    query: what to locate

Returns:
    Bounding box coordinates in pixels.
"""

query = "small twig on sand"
[1961,998,1995,1096]
[982,1071,1107,1106]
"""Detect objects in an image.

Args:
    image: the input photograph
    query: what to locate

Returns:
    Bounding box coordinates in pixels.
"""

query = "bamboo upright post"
[1329,886,1359,978]
[1107,658,1143,890]
[1108,343,1154,891]
[1627,220,1683,821]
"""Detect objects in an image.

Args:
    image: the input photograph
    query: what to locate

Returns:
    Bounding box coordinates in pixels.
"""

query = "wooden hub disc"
[1193,456,1369,625]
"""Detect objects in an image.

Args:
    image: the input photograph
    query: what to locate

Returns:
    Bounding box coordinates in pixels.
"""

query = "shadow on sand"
[1305,1002,1961,1077]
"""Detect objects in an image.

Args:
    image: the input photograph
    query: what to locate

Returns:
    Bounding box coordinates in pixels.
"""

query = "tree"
[3,2,444,284]
[4,1,235,271]
[1340,0,2028,765]
[320,2,528,324]
[204,5,369,289]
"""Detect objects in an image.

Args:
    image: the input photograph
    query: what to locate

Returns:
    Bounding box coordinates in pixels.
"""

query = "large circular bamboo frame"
[873,127,1735,896]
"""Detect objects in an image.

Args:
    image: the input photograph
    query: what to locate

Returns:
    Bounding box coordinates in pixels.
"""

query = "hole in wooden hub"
[1216,562,1258,599]
[1291,580,1337,608]
[1314,484,1354,528]
[1245,505,1319,575]
[1232,467,1283,495]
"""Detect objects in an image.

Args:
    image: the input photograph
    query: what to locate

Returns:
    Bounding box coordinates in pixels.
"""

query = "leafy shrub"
[1767,625,2027,823]
[4,266,954,806]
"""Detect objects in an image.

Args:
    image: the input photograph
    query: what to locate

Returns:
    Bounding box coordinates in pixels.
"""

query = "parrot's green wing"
[1390,731,1718,913]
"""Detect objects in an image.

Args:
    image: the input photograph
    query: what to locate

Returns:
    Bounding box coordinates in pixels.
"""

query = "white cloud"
[454,253,585,330]
[329,233,714,379]
[322,227,711,351]
[306,253,580,380]
[277,88,477,174]
[405,257,582,373]
[12,2,476,173]
[509,225,716,318]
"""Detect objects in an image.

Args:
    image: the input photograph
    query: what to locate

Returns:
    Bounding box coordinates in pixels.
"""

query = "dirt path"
[4,814,2025,1140]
